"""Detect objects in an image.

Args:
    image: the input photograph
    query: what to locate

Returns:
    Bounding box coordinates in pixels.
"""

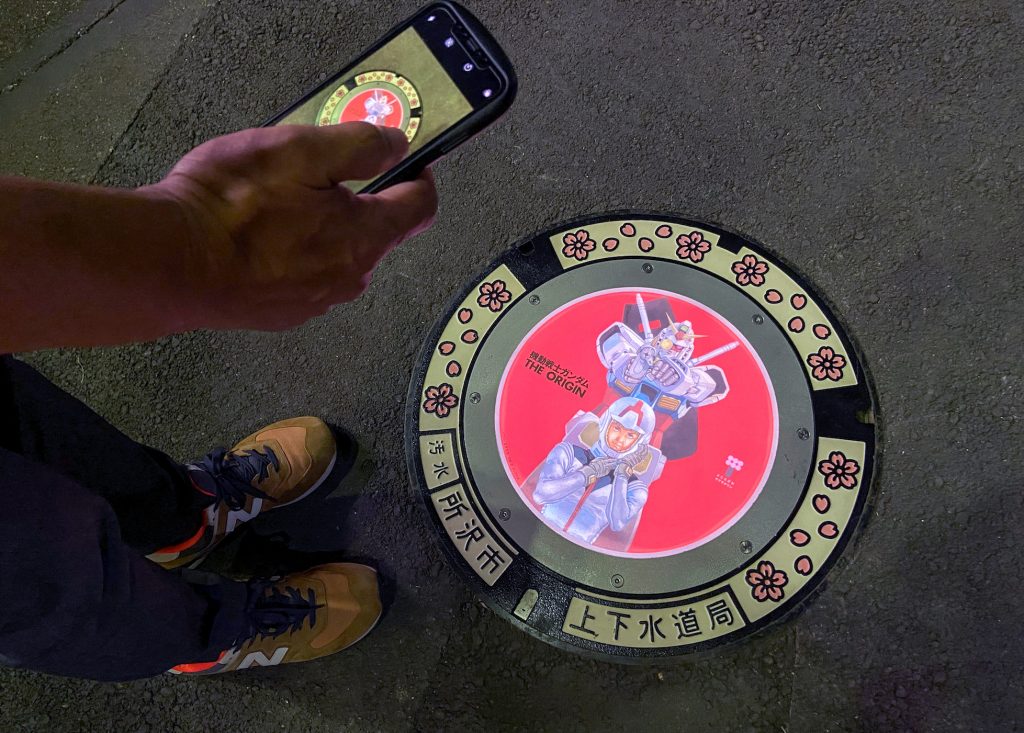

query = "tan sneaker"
[168,563,382,675]
[148,417,338,570]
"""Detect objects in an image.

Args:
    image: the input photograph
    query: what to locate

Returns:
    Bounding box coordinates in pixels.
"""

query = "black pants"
[0,356,247,681]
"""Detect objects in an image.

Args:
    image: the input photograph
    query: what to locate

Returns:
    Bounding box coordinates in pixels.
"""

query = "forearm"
[0,177,201,351]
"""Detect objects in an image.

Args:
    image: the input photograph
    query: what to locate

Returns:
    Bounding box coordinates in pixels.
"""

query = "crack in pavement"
[0,0,126,96]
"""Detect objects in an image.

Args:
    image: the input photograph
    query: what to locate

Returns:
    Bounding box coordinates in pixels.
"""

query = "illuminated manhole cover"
[406,213,876,659]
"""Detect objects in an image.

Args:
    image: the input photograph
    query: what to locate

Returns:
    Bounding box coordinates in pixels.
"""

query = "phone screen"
[272,7,505,191]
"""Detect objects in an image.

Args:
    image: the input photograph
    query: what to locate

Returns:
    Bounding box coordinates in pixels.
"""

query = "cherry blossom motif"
[675,231,712,263]
[438,341,456,355]
[477,280,512,312]
[807,346,847,381]
[457,308,473,323]
[638,237,655,252]
[731,254,769,286]
[423,383,459,418]
[746,561,789,602]
[817,451,861,489]
[561,230,596,261]
[795,556,813,576]
[602,237,620,251]
[620,222,636,237]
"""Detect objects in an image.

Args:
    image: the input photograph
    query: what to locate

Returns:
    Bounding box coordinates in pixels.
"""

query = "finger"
[352,169,438,248]
[280,123,410,187]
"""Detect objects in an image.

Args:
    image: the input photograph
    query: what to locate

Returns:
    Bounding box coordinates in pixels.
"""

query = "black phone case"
[262,1,517,194]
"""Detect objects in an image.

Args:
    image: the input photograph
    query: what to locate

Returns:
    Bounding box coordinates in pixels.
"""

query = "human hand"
[615,445,650,476]
[146,122,437,331]
[579,457,617,482]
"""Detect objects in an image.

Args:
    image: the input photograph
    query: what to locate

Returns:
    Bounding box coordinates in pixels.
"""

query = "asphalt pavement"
[0,1,1021,731]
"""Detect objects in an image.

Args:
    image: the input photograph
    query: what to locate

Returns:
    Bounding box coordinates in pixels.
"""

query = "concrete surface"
[0,0,1022,731]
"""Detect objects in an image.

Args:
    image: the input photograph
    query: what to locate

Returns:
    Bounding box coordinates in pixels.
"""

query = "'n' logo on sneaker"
[237,647,288,669]
[223,497,264,534]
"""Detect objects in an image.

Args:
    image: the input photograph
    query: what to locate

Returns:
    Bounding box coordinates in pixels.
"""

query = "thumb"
[284,122,410,187]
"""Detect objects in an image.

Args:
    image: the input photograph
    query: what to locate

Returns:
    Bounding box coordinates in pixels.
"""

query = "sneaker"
[169,563,382,675]
[148,417,339,570]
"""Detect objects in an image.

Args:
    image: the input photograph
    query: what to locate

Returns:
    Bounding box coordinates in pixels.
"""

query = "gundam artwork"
[525,294,738,552]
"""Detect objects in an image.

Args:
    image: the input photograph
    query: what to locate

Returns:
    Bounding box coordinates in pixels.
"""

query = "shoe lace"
[193,447,278,510]
[241,581,324,642]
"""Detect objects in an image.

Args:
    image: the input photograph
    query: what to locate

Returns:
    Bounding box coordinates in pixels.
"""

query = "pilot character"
[532,397,666,546]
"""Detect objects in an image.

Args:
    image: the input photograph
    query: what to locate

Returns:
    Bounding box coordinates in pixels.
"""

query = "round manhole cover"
[406,213,876,660]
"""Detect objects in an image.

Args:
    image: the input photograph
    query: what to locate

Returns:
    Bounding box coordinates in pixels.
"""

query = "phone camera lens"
[463,62,474,72]
[444,37,455,48]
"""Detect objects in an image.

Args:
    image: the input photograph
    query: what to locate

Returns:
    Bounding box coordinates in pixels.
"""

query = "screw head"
[740,540,753,554]
[752,314,764,325]
[611,574,624,588]
[642,263,654,274]
[797,427,810,440]
[498,508,511,521]
[529,294,540,305]
[469,392,481,404]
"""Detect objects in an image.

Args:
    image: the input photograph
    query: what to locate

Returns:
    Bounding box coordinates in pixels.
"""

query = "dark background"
[0,1,1021,731]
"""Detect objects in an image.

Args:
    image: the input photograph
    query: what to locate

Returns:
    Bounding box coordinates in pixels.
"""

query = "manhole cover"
[406,212,876,660]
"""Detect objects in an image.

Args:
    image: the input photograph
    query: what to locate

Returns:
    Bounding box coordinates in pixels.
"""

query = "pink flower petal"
[425,386,440,399]
[766,586,784,601]
[434,404,450,418]
[808,354,824,367]
[771,571,788,587]
[746,570,764,585]
[753,585,769,601]
[424,399,437,411]
[480,282,494,295]
[743,254,757,267]
[562,232,577,245]
[819,347,835,360]
[825,474,841,489]
[438,384,452,397]
[731,261,746,275]
[832,354,847,368]
[818,460,836,475]
[840,473,857,488]
[812,365,828,380]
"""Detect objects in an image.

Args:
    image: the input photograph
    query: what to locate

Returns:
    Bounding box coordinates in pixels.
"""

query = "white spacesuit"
[532,397,666,546]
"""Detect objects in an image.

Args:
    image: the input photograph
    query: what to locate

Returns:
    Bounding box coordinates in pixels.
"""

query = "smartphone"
[265,1,516,193]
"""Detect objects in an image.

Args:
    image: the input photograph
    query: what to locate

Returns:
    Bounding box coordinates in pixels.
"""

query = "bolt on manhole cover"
[406,212,876,660]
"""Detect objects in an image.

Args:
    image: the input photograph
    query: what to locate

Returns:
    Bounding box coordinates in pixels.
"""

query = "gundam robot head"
[656,320,698,362]
[597,397,656,459]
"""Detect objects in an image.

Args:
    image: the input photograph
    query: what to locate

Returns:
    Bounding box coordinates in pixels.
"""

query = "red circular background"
[496,288,777,556]
[340,87,406,129]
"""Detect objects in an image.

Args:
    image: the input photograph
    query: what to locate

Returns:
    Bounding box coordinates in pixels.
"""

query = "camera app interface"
[275,11,500,190]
